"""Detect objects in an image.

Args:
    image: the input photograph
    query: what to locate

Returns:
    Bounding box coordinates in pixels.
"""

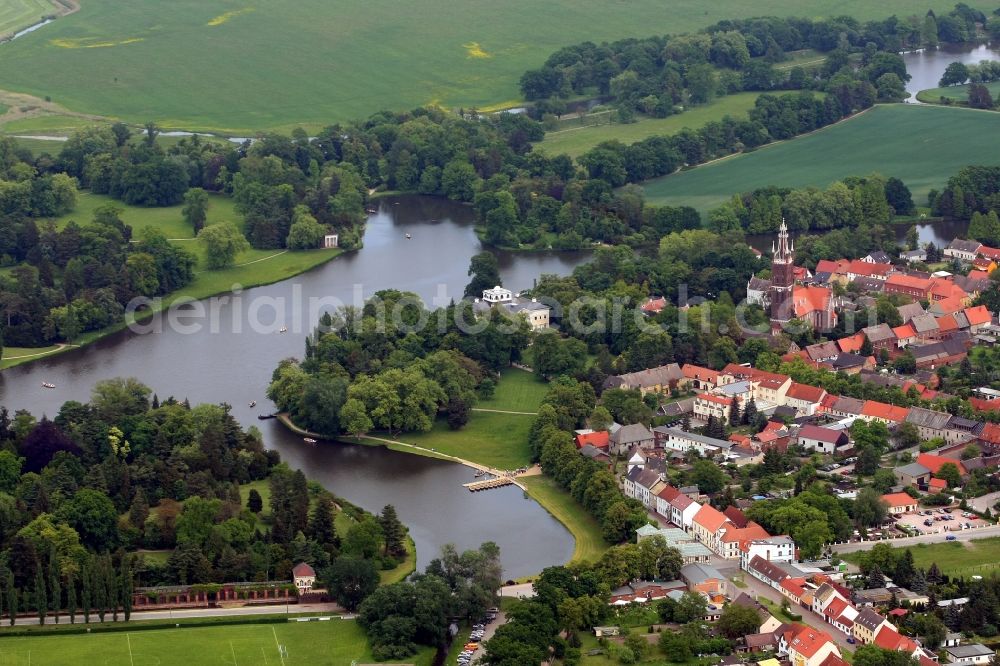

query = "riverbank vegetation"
[0,377,414,625]
[519,476,610,564]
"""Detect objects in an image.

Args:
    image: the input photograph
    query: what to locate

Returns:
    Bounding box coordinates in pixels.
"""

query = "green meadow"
[0,0,959,133]
[917,81,1000,103]
[641,104,1000,215]
[537,93,762,159]
[0,0,53,37]
[843,537,1000,579]
[0,619,434,666]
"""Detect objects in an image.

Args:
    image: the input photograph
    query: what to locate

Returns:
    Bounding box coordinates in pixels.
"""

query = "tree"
[939,62,970,87]
[936,462,962,488]
[247,488,263,513]
[34,568,46,625]
[339,398,372,439]
[855,488,889,527]
[875,73,907,102]
[57,489,119,551]
[717,602,762,639]
[182,188,209,234]
[674,591,707,623]
[690,459,727,494]
[379,505,407,558]
[867,564,885,589]
[968,84,995,110]
[307,494,338,548]
[464,252,502,299]
[323,557,379,611]
[198,223,250,270]
[285,206,328,250]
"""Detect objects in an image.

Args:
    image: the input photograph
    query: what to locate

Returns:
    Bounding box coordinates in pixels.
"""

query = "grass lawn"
[0,345,67,370]
[477,367,547,412]
[0,114,98,133]
[0,0,54,38]
[537,93,762,159]
[8,135,66,156]
[0,0,959,133]
[917,81,1000,103]
[53,191,238,239]
[520,475,609,565]
[0,618,433,666]
[641,104,1000,215]
[843,537,1000,578]
[388,409,535,469]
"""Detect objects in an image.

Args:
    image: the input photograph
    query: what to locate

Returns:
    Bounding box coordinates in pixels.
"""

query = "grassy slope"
[389,409,535,469]
[0,618,434,666]
[0,0,52,37]
[520,475,609,564]
[0,0,959,133]
[537,93,762,159]
[917,81,1000,103]
[641,104,1000,215]
[2,192,343,369]
[477,367,547,412]
[843,537,1000,578]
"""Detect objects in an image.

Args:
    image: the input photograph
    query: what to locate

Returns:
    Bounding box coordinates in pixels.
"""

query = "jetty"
[463,476,516,492]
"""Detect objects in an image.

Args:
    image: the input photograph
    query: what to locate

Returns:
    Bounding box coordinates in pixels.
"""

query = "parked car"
[946,535,957,541]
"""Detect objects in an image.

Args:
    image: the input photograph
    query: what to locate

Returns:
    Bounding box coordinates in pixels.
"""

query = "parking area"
[891,508,989,535]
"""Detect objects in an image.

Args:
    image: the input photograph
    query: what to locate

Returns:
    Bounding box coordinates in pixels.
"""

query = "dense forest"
[0,378,408,623]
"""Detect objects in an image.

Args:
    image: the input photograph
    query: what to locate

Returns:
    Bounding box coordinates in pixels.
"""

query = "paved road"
[8,602,342,627]
[970,491,1000,514]
[830,524,1000,553]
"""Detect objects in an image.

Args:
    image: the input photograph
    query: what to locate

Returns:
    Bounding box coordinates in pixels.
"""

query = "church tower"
[769,220,795,328]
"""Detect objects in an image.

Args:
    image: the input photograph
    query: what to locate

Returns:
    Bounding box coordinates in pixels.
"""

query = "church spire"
[774,218,793,264]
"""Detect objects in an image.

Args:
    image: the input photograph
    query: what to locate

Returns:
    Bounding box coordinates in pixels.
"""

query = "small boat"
[303,437,317,445]
[405,233,411,239]
[257,413,276,420]
[249,400,257,408]
[41,382,56,389]
[278,327,287,333]
[474,470,487,478]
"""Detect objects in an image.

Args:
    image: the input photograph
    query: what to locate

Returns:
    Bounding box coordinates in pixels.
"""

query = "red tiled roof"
[887,273,931,291]
[823,597,848,619]
[965,305,992,326]
[968,269,992,281]
[815,259,843,274]
[862,401,910,423]
[790,627,837,659]
[933,296,966,315]
[292,562,316,577]
[642,297,667,313]
[697,393,733,405]
[937,313,959,333]
[792,285,833,318]
[917,453,966,476]
[929,477,947,489]
[781,577,807,597]
[683,364,721,382]
[723,505,749,528]
[838,333,865,353]
[874,625,918,652]
[693,504,730,533]
[893,323,917,340]
[881,492,917,508]
[787,382,825,402]
[971,397,1000,413]
[575,431,609,449]
[980,246,1000,261]
[658,485,681,502]
[981,422,1000,443]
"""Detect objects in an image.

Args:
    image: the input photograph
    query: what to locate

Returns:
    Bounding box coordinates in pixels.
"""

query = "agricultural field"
[641,104,1000,215]
[0,0,53,38]
[537,93,762,159]
[0,0,959,133]
[916,81,1000,103]
[0,618,434,666]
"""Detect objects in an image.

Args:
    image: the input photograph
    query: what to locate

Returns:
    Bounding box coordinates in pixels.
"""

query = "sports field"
[0,0,958,133]
[641,104,1000,214]
[537,93,762,159]
[0,619,434,665]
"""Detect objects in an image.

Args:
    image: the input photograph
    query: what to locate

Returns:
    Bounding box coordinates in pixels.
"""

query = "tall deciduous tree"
[182,188,210,234]
[198,223,250,270]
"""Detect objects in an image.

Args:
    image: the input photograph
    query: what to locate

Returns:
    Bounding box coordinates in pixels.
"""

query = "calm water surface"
[0,195,586,577]
[903,43,1000,101]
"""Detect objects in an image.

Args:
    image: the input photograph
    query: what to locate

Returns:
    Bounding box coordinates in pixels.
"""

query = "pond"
[903,42,1000,102]
[0,195,588,577]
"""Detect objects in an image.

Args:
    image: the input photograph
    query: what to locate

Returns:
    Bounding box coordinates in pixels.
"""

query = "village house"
[789,627,842,666]
[881,492,919,515]
[860,401,910,426]
[624,466,663,508]
[610,423,655,455]
[292,562,317,593]
[694,392,735,420]
[796,424,849,455]
[745,555,790,590]
[717,521,771,559]
[900,249,927,263]
[944,239,983,262]
[741,535,796,571]
[852,607,892,644]
[691,504,730,550]
[681,562,728,597]
[476,286,551,330]
[681,364,726,391]
[654,427,734,458]
[943,645,996,665]
[894,462,932,489]
[603,363,684,395]
[785,383,828,416]
[905,407,955,442]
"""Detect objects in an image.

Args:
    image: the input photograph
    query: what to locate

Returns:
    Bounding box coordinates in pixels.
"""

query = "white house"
[740,536,795,571]
[292,562,317,593]
[944,645,995,666]
[654,427,733,458]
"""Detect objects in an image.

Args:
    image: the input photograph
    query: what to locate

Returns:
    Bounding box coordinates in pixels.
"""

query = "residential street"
[830,524,1000,553]
[718,564,855,651]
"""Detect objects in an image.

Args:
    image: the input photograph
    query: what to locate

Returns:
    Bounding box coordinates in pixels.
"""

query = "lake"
[903,42,1000,102]
[0,194,587,578]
